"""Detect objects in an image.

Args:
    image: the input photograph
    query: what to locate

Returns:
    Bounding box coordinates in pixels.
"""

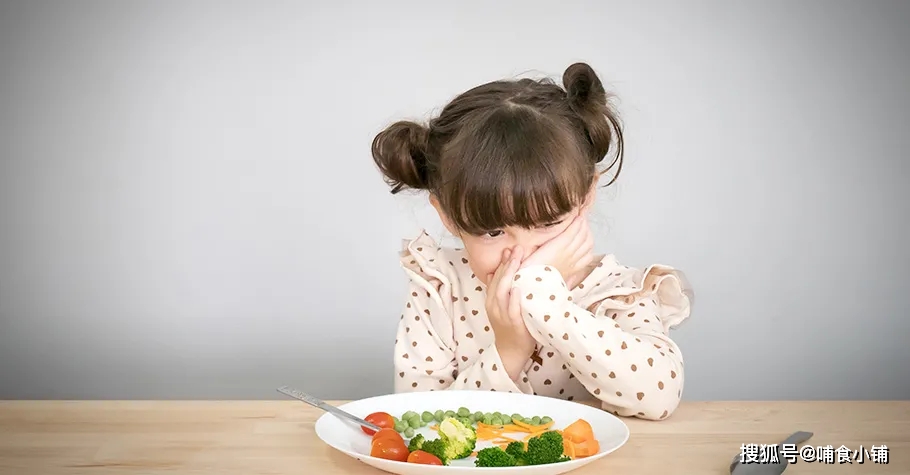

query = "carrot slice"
[573,439,600,458]
[563,438,576,459]
[499,424,525,432]
[511,419,536,430]
[562,419,594,444]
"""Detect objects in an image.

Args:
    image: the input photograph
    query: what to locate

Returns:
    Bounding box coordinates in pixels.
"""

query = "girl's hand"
[521,209,595,290]
[484,246,537,381]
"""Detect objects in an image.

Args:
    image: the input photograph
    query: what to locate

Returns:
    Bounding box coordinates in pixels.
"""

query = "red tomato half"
[371,428,402,445]
[407,450,443,465]
[361,411,395,436]
[370,437,409,462]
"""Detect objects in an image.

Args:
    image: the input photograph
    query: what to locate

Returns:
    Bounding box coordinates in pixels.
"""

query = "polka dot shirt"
[393,230,694,421]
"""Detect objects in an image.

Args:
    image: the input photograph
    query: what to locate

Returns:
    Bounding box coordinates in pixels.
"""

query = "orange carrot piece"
[562,419,594,444]
[573,439,600,458]
[563,438,576,459]
[512,419,536,430]
[499,424,525,432]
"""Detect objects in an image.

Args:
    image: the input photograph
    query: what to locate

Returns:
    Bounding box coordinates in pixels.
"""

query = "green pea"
[491,416,503,426]
[457,407,470,417]
[493,411,503,419]
[522,417,533,424]
[434,410,445,422]
[531,416,541,425]
[404,427,415,438]
[473,411,484,420]
[483,415,493,425]
[445,410,456,418]
[511,413,522,422]
[541,416,553,424]
[422,411,434,422]
[408,416,421,428]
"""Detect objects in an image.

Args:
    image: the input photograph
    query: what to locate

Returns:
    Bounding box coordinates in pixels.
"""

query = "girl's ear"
[429,194,459,236]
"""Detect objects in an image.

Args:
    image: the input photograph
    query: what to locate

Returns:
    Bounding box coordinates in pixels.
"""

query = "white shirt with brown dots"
[392,230,694,421]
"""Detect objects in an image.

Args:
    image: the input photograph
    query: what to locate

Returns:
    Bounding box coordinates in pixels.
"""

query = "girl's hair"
[371,62,624,236]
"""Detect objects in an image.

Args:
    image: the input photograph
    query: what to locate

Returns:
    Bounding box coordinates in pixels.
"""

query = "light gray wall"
[1,0,908,401]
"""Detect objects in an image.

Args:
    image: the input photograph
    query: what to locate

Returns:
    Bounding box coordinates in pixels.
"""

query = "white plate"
[314,390,629,474]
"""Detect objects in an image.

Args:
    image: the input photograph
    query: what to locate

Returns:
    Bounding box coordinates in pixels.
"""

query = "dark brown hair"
[371,62,623,236]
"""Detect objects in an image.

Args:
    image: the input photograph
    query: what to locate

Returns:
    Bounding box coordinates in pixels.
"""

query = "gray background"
[1,0,908,401]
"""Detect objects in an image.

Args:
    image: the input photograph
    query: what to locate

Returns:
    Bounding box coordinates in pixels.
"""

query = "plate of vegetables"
[313,390,629,474]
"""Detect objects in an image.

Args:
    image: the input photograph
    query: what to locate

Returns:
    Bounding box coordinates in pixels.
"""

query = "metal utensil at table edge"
[277,386,382,432]
[730,431,814,475]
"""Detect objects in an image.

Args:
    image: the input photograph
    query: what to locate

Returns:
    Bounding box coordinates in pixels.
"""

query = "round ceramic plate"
[314,390,629,474]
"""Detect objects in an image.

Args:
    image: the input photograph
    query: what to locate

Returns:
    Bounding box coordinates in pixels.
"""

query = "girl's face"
[430,189,595,286]
[457,213,581,286]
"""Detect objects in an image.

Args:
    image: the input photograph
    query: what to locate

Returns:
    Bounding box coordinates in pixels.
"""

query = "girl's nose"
[511,241,541,257]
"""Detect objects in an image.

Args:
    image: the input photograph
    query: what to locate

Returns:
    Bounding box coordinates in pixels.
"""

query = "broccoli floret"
[526,430,570,465]
[419,438,451,465]
[407,433,426,452]
[505,441,528,465]
[411,418,477,467]
[475,447,518,467]
[436,417,477,460]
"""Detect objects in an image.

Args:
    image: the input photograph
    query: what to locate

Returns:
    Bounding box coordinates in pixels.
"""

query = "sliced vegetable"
[370,437,409,462]
[371,428,402,445]
[361,412,395,436]
[573,438,600,458]
[562,419,594,444]
[407,450,444,465]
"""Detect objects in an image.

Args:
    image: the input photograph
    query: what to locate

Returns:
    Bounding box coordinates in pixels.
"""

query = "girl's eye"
[541,220,564,229]
[485,230,504,238]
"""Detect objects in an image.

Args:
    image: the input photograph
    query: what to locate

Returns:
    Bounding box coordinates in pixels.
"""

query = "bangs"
[437,106,593,235]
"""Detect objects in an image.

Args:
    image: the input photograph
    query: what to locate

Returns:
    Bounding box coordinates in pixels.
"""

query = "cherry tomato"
[370,437,409,462]
[361,411,395,436]
[407,450,443,465]
[371,428,403,445]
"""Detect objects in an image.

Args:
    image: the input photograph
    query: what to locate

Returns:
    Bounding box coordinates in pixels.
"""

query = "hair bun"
[371,120,431,193]
[562,62,605,110]
[561,62,623,179]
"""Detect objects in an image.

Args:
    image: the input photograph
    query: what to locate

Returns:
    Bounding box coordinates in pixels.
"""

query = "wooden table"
[0,401,906,474]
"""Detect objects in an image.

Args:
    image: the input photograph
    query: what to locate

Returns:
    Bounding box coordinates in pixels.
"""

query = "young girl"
[370,62,693,421]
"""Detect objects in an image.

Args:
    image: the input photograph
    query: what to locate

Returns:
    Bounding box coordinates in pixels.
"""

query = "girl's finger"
[486,255,509,312]
[565,218,588,256]
[563,212,586,243]
[496,246,523,302]
[571,226,594,260]
[534,217,579,260]
[488,248,511,287]
[507,287,522,326]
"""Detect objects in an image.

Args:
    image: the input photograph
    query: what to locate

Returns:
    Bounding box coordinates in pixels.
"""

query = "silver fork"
[276,386,382,432]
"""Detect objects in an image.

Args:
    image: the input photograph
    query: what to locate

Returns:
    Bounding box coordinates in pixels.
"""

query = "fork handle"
[276,386,382,432]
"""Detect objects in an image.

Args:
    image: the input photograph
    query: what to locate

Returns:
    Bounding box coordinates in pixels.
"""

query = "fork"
[276,386,382,432]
